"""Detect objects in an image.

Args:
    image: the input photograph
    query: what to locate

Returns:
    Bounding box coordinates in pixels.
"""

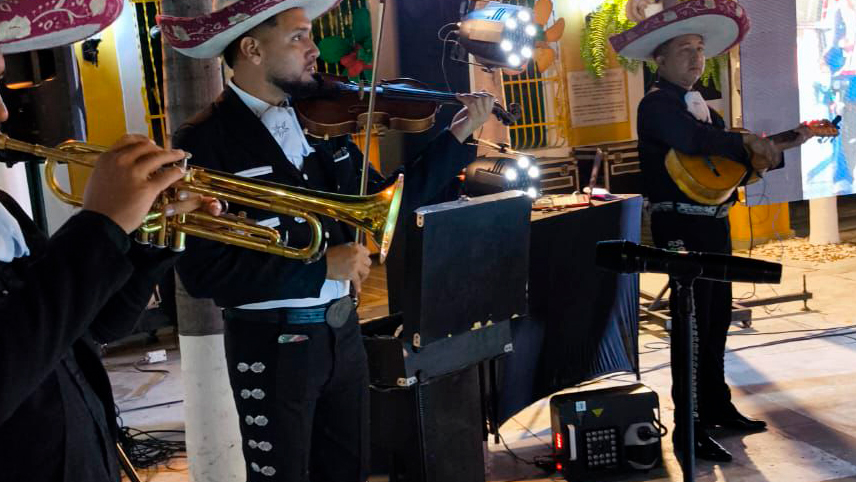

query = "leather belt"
[224,296,354,328]
[650,201,733,218]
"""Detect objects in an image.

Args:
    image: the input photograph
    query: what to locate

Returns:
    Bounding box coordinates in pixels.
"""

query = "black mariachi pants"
[651,211,733,433]
[223,305,369,482]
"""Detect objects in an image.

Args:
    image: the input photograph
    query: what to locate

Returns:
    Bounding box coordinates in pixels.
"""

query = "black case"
[575,140,642,195]
[402,191,531,347]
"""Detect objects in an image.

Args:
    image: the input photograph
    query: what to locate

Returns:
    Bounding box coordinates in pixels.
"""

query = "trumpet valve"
[135,230,151,246]
[170,213,187,252]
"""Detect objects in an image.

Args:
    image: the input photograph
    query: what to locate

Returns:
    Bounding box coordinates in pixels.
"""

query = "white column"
[809,196,840,245]
[179,334,245,481]
[175,276,244,481]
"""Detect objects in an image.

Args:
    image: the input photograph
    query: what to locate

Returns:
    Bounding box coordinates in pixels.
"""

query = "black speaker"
[550,384,662,480]
[0,47,86,232]
[0,47,85,145]
[370,365,485,482]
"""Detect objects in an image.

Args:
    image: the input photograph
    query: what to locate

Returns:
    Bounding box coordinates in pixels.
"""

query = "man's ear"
[240,36,263,66]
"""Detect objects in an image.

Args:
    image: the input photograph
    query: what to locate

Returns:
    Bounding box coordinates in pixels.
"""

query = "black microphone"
[596,240,782,283]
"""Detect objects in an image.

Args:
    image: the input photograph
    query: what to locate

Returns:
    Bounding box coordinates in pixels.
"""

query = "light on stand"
[463,157,541,198]
[504,167,519,181]
[451,1,537,71]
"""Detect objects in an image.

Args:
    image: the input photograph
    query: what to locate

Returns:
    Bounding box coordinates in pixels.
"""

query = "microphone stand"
[670,263,703,482]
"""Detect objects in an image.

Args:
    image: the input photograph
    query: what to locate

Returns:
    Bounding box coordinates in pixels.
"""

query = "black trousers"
[651,211,733,433]
[223,305,369,482]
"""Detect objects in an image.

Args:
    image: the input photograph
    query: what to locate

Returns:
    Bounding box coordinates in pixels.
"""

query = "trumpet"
[0,134,404,262]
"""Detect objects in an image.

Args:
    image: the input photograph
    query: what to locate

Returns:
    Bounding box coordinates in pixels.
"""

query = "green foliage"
[581,0,638,78]
[699,54,725,90]
[582,0,725,89]
[318,36,352,64]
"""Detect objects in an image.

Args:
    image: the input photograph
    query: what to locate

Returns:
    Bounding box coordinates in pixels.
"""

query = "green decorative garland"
[581,0,725,89]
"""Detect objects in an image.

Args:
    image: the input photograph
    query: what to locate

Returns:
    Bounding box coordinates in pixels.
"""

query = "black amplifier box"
[550,383,662,480]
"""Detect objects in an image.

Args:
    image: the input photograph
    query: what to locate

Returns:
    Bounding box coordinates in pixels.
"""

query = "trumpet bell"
[371,173,403,263]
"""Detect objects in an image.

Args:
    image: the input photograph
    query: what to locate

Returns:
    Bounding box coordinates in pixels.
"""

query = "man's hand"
[83,134,190,234]
[166,190,223,218]
[790,124,816,147]
[449,91,495,143]
[743,133,782,172]
[325,242,371,293]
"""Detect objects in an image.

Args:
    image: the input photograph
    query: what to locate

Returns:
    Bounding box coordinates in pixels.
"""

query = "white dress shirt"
[228,79,349,309]
[0,202,29,262]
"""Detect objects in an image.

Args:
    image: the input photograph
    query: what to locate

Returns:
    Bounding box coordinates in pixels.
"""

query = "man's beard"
[269,73,324,100]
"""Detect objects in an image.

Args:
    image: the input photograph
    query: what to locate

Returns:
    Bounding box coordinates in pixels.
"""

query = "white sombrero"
[609,0,750,61]
[0,0,123,54]
[157,0,340,59]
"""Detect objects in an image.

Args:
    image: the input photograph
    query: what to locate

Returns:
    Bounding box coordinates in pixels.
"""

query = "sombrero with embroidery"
[158,0,340,59]
[609,0,750,61]
[0,0,123,54]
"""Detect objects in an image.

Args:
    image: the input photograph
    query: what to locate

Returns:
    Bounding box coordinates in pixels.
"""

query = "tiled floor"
[108,230,856,481]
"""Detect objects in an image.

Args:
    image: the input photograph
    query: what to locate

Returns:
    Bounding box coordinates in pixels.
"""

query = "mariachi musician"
[157,0,496,480]
[611,0,814,462]
[0,1,221,480]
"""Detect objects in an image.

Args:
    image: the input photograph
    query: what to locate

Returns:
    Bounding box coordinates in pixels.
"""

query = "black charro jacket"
[0,191,176,481]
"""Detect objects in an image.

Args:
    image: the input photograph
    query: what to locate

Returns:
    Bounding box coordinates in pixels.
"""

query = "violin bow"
[357,0,387,215]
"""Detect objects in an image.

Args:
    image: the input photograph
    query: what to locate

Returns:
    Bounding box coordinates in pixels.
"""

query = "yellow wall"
[729,199,793,249]
[554,3,634,147]
[69,24,128,195]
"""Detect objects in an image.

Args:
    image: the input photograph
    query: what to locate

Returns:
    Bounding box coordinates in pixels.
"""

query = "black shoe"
[674,427,733,463]
[705,407,767,432]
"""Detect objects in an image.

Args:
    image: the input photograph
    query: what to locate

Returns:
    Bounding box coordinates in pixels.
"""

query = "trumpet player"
[0,2,221,480]
[158,1,494,480]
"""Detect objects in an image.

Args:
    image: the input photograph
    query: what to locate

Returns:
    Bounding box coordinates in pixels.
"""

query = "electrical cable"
[118,426,187,469]
[120,399,184,413]
[439,28,458,93]
[115,404,186,469]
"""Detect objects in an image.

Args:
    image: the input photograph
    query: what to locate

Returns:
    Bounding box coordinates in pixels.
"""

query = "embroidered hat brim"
[609,0,750,61]
[0,0,123,55]
[157,0,340,59]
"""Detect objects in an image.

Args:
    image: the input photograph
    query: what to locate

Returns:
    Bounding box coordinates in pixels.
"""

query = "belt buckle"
[325,297,354,328]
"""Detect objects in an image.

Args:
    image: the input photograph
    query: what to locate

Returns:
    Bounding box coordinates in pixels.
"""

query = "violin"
[293,74,522,139]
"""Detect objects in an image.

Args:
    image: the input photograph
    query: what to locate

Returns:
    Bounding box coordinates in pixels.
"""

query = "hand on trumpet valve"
[165,190,223,218]
[82,134,219,233]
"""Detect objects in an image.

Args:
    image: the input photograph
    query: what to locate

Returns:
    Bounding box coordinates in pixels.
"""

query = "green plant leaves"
[318,36,352,64]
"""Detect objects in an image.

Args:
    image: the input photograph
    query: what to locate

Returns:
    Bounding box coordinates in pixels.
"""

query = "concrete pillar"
[809,196,840,245]
[176,276,244,482]
[160,0,237,478]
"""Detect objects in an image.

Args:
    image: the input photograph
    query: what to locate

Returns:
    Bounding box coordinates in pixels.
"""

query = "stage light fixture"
[464,157,542,199]
[505,168,519,181]
[452,1,537,71]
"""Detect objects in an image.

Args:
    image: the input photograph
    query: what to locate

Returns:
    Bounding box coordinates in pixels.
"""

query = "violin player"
[157,1,495,480]
[612,0,814,462]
